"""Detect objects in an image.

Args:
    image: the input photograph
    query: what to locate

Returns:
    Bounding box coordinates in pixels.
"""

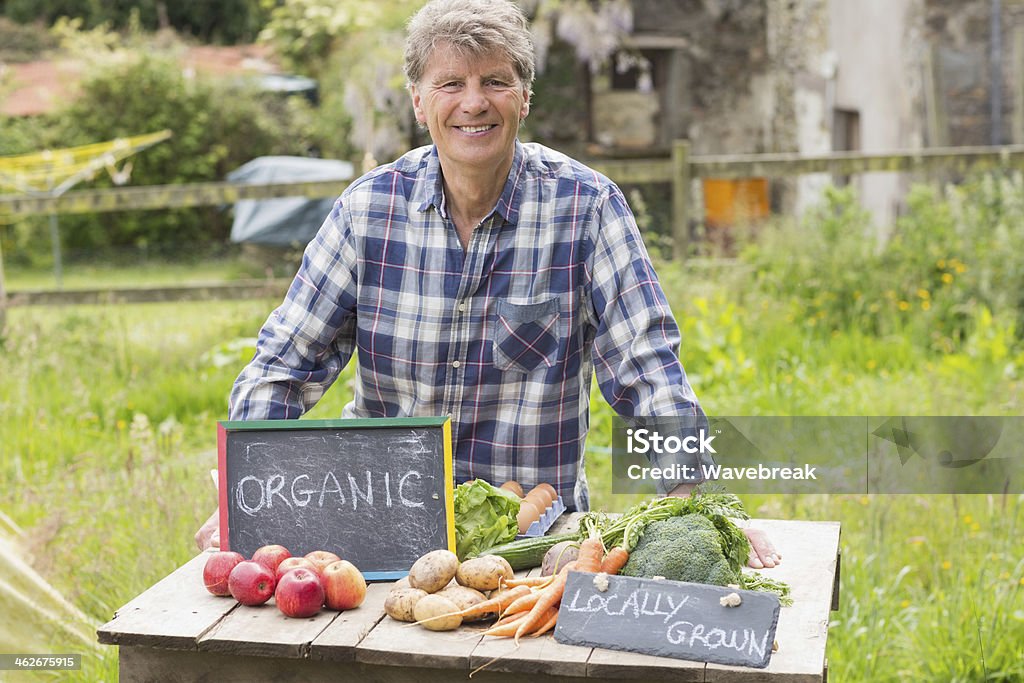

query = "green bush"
[6,52,324,260]
[740,178,1024,353]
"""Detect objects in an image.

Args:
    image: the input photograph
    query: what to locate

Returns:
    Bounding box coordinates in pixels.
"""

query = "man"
[196,0,779,568]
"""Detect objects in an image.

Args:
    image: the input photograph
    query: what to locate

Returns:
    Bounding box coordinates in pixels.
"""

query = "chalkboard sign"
[554,572,780,669]
[217,417,454,581]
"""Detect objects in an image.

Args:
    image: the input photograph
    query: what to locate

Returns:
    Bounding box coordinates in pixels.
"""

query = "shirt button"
[458,302,467,313]
[452,360,461,369]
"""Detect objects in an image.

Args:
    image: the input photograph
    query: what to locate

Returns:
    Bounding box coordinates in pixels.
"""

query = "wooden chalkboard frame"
[217,417,455,581]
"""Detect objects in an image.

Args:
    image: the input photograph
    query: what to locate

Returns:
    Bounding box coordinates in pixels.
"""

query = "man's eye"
[441,82,461,91]
[487,79,509,88]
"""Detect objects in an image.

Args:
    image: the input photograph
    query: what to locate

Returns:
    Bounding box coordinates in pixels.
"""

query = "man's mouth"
[456,125,496,133]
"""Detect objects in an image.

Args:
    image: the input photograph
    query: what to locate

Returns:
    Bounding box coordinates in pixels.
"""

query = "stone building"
[560,0,1024,231]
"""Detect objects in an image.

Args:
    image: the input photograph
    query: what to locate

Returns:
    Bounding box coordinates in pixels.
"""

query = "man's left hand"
[744,527,781,568]
[667,483,781,568]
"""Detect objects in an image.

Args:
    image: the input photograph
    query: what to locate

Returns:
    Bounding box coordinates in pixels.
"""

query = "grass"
[1,233,1023,681]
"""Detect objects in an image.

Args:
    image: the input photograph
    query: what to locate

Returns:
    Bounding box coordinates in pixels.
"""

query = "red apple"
[322,560,367,611]
[275,568,324,618]
[203,551,245,596]
[304,550,341,572]
[275,556,323,583]
[252,544,292,574]
[228,560,276,606]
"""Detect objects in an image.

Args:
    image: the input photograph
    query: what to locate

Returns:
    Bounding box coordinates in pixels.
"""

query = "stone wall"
[925,0,1024,145]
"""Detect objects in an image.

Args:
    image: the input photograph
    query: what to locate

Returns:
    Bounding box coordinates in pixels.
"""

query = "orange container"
[702,178,770,227]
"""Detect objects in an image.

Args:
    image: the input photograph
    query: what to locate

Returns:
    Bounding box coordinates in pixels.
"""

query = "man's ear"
[410,84,427,124]
[520,87,531,121]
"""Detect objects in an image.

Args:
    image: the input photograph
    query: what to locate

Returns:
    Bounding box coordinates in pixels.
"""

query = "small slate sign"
[218,417,455,581]
[554,572,780,669]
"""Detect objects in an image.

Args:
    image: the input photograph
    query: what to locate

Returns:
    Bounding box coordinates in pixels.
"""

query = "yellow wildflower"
[941,273,954,284]
[955,263,966,274]
[942,561,952,570]
[898,301,911,311]
[917,289,930,299]
[937,258,946,268]
[900,600,911,609]
[866,359,877,370]
[921,301,931,311]
[971,523,980,532]
[963,515,973,524]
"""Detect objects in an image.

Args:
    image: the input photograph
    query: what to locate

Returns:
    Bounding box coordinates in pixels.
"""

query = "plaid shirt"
[230,141,703,511]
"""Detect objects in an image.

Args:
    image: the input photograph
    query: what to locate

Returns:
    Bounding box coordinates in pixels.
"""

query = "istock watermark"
[610,416,1024,495]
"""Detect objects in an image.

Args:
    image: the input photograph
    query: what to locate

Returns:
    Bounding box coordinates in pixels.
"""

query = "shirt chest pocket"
[492,297,562,373]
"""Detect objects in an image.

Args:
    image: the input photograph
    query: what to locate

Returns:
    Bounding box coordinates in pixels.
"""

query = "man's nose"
[460,83,490,114]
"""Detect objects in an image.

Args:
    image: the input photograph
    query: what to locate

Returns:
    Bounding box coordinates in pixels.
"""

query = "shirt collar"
[416,140,526,226]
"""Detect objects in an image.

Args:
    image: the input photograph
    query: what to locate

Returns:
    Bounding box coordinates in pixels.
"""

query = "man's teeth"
[459,125,493,133]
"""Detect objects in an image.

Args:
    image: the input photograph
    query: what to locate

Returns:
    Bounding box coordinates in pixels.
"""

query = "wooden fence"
[3,140,1024,319]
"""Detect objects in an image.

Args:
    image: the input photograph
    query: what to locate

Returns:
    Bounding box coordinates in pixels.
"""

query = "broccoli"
[620,513,748,587]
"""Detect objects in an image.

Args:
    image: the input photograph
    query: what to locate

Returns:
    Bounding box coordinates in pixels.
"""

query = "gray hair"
[404,0,535,89]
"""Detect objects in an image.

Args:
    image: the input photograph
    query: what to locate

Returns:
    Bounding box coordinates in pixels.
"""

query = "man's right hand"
[195,509,220,551]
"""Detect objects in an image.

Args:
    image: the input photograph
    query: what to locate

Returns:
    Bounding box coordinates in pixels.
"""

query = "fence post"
[671,139,691,259]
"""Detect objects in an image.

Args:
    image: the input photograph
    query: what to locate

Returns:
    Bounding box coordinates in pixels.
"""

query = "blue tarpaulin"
[228,156,354,246]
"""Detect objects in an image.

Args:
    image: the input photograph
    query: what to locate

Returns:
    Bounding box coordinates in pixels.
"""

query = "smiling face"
[410,43,530,176]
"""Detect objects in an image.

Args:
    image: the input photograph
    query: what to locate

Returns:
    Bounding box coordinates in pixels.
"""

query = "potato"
[437,585,488,622]
[413,594,463,631]
[392,576,411,590]
[408,549,459,594]
[384,587,428,622]
[541,540,579,577]
[491,555,514,577]
[455,555,514,591]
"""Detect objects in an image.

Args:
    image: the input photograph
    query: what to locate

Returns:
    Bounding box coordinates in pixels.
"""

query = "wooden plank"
[703,519,839,683]
[0,178,350,216]
[97,551,236,649]
[354,596,484,670]
[689,145,1024,179]
[469,563,591,677]
[196,595,339,659]
[585,638,707,681]
[588,158,673,184]
[309,582,391,661]
[119,644,623,683]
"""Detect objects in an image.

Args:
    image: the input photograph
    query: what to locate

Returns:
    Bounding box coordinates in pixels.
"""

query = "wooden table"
[98,515,840,682]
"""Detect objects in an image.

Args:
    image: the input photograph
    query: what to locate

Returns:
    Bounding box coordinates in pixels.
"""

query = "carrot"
[599,546,630,575]
[513,562,575,645]
[499,576,554,589]
[492,610,530,628]
[575,534,605,573]
[457,585,531,619]
[482,611,533,637]
[501,589,543,617]
[527,607,559,637]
